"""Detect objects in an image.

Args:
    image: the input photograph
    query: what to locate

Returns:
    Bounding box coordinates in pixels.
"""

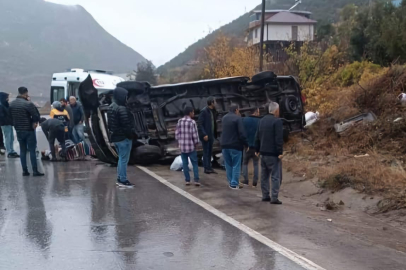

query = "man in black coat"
[198,96,218,174]
[220,104,248,189]
[255,102,284,205]
[9,87,43,176]
[40,117,66,161]
[107,87,136,188]
[0,92,19,158]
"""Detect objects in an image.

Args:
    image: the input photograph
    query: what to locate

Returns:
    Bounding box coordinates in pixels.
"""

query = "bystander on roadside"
[9,87,43,176]
[255,102,283,204]
[69,96,85,144]
[175,106,200,186]
[221,104,248,190]
[198,96,218,174]
[241,107,260,187]
[107,87,136,188]
[0,92,19,158]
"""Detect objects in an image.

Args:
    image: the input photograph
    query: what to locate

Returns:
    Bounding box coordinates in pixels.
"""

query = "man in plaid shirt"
[175,106,200,186]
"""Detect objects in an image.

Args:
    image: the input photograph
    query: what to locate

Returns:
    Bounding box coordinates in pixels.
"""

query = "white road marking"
[137,166,325,270]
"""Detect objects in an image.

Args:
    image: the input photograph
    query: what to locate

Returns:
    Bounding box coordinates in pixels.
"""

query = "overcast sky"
[46,0,260,67]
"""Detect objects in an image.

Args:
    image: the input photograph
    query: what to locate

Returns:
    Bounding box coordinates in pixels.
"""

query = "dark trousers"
[49,128,66,159]
[0,129,4,148]
[16,131,37,172]
[242,148,259,185]
[260,156,281,200]
[202,138,213,171]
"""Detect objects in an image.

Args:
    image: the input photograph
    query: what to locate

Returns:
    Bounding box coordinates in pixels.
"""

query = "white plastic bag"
[398,93,406,106]
[305,111,320,127]
[170,155,193,171]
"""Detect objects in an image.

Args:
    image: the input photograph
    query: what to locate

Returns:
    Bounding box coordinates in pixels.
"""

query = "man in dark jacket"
[0,92,19,158]
[69,96,85,144]
[255,102,283,204]
[220,104,248,189]
[107,87,136,188]
[9,87,43,176]
[40,118,66,161]
[241,107,260,187]
[198,96,218,174]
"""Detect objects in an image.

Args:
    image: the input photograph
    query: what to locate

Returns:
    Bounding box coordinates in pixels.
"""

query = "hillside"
[157,0,369,75]
[0,0,145,100]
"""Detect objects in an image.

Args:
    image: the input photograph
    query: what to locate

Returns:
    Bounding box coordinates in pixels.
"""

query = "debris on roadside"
[354,154,370,158]
[339,200,345,205]
[170,156,193,171]
[334,112,377,135]
[393,117,403,123]
[305,111,320,127]
[398,93,406,106]
[327,219,333,222]
[325,201,338,211]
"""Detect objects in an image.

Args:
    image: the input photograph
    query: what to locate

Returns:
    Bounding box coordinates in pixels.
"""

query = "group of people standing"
[175,97,284,205]
[0,86,85,176]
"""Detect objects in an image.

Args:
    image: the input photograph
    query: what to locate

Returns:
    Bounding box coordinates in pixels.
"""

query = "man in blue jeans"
[175,106,200,186]
[220,104,248,189]
[0,92,19,158]
[9,87,43,176]
[107,87,136,188]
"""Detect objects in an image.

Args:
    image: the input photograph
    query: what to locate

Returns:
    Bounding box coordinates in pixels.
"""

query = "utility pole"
[259,0,266,72]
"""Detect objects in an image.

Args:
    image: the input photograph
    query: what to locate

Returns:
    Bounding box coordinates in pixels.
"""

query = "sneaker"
[185,182,191,186]
[116,181,135,188]
[229,185,240,190]
[7,153,20,158]
[262,197,271,202]
[252,184,258,188]
[270,199,282,205]
[195,182,201,187]
[33,171,45,177]
[23,171,30,176]
[0,148,5,155]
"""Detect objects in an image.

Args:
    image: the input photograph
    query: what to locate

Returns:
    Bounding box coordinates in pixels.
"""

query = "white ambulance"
[50,69,125,103]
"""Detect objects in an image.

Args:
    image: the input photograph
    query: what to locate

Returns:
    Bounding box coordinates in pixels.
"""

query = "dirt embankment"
[284,65,406,218]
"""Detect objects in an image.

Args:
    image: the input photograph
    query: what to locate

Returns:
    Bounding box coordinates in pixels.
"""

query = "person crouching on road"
[241,107,260,187]
[198,96,218,174]
[107,87,136,188]
[175,106,200,186]
[255,102,283,205]
[9,87,43,177]
[50,101,70,137]
[40,118,66,161]
[0,92,19,158]
[220,104,248,190]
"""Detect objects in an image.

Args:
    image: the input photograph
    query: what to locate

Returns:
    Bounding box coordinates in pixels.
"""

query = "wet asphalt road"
[0,158,304,270]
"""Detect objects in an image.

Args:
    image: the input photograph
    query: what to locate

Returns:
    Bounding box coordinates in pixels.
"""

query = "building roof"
[266,11,317,24]
[252,10,312,16]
